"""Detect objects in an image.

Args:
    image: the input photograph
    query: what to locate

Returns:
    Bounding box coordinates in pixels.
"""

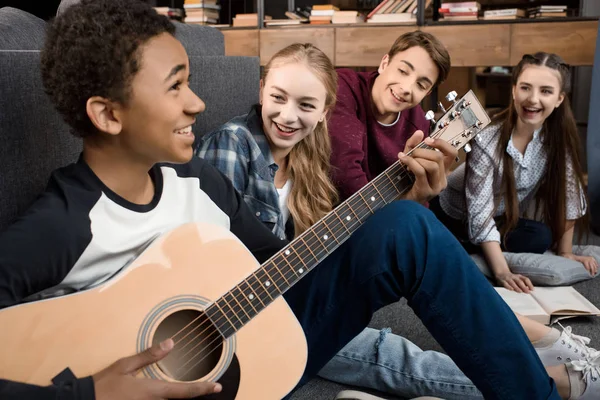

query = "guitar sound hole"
[153,309,224,382]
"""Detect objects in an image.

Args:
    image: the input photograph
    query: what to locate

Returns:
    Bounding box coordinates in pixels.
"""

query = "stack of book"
[482,8,525,21]
[154,7,185,22]
[528,5,568,19]
[438,1,479,21]
[233,13,272,27]
[366,0,429,24]
[184,0,220,26]
[265,16,305,27]
[332,10,364,24]
[309,4,339,25]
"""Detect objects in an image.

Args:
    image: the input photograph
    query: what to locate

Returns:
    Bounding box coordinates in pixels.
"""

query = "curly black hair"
[41,0,175,138]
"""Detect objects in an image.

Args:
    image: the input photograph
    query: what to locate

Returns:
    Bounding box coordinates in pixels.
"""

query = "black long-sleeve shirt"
[0,157,286,399]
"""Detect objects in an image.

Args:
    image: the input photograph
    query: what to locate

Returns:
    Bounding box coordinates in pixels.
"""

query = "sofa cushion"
[470,245,600,286]
[174,22,225,56]
[0,51,81,231]
[0,7,47,50]
[189,56,260,137]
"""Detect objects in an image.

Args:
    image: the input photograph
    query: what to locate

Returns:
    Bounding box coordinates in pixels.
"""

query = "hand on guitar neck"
[93,339,222,400]
[398,130,458,204]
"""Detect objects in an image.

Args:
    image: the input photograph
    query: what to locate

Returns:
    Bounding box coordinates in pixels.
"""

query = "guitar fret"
[271,261,291,286]
[246,274,268,307]
[233,285,257,315]
[293,240,318,268]
[225,291,251,325]
[254,268,278,301]
[216,298,239,330]
[371,183,388,205]
[263,262,284,293]
[299,236,318,264]
[339,202,362,230]
[332,210,351,234]
[277,252,300,279]
[358,191,375,214]
[208,302,236,337]
[346,200,364,224]
[221,293,246,328]
[320,219,341,244]
[383,170,401,193]
[312,224,338,253]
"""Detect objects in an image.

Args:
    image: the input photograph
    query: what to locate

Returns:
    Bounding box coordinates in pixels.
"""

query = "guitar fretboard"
[205,159,415,338]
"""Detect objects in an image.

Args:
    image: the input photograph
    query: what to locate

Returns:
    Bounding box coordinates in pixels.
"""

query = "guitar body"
[0,222,308,399]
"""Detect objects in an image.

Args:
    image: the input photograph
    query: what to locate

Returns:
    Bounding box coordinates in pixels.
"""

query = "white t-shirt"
[276,180,292,225]
[377,112,401,127]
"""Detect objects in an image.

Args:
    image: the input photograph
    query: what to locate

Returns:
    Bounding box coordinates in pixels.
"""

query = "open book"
[494,286,600,325]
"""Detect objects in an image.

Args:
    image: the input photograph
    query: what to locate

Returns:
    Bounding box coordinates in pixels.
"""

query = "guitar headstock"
[425,90,491,154]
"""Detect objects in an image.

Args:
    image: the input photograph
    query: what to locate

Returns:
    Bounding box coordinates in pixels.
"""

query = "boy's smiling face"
[115,32,205,164]
[372,46,439,123]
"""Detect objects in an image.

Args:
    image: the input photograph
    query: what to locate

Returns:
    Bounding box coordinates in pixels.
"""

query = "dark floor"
[290,233,600,400]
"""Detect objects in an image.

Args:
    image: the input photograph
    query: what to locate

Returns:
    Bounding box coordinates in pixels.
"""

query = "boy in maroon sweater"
[329,31,451,200]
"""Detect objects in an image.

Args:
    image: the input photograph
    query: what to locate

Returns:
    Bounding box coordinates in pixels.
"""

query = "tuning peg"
[464,143,472,153]
[446,91,457,102]
[437,101,447,113]
[425,110,435,121]
[445,91,458,103]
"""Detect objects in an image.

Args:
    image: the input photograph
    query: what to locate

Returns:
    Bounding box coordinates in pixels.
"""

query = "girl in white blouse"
[432,52,598,293]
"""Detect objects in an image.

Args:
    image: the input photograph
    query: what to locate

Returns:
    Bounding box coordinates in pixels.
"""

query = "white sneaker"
[335,390,387,400]
[569,350,600,400]
[335,392,443,400]
[536,325,596,367]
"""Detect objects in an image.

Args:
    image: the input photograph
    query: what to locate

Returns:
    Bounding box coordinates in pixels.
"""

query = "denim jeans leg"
[284,200,559,400]
[317,327,482,400]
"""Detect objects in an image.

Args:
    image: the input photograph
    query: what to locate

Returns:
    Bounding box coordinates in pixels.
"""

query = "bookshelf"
[221,19,598,67]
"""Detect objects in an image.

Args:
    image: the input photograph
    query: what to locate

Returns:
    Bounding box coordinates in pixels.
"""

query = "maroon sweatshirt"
[329,69,430,201]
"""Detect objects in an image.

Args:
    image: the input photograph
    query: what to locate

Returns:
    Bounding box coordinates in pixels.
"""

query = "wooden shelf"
[428,16,598,26]
[221,19,598,67]
[476,72,511,77]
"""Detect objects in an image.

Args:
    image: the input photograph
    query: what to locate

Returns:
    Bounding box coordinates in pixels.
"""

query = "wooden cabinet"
[510,21,598,66]
[222,29,259,57]
[259,27,335,65]
[221,20,598,67]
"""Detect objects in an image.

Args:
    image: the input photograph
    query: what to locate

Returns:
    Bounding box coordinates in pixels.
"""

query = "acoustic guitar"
[0,90,490,399]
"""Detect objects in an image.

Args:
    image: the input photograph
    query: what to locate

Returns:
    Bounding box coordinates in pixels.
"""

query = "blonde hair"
[262,43,339,237]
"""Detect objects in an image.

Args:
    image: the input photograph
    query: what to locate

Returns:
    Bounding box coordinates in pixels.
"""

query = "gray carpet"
[290,233,600,400]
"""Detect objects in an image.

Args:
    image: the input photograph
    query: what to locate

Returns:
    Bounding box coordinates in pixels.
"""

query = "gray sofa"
[2,6,600,400]
[0,7,259,231]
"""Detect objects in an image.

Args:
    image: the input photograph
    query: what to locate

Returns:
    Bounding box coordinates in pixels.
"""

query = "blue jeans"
[318,328,482,400]
[283,201,559,400]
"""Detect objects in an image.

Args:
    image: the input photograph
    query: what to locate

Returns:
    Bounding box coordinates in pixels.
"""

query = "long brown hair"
[262,43,339,237]
[490,52,588,247]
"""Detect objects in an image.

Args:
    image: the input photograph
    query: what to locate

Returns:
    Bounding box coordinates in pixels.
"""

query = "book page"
[494,288,549,324]
[531,287,600,315]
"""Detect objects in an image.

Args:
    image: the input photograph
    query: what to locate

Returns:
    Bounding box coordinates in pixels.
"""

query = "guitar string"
[170,162,414,379]
[164,127,466,378]
[167,125,458,349]
[168,129,464,377]
[166,125,467,374]
[169,159,408,372]
[164,125,472,378]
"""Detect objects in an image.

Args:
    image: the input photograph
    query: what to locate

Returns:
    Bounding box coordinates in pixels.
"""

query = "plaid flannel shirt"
[195,105,288,240]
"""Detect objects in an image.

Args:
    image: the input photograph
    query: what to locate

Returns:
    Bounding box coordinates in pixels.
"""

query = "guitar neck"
[207,89,492,339]
[206,160,414,338]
